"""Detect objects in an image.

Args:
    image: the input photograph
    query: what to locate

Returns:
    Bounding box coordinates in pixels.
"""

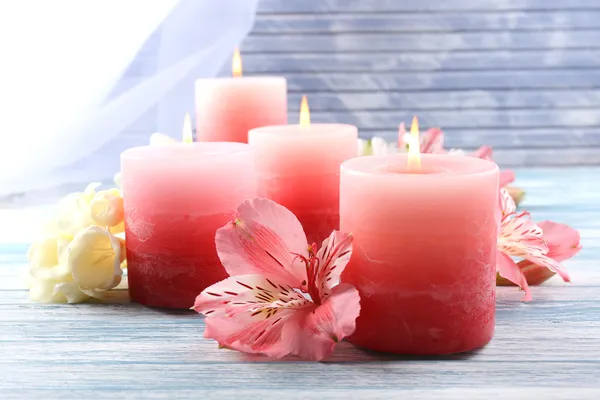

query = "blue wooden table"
[1,167,599,399]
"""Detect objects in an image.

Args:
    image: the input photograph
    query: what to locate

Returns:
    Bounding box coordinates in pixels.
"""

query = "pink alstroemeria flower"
[471,146,515,188]
[398,122,445,153]
[192,198,361,361]
[496,189,578,301]
[399,124,515,188]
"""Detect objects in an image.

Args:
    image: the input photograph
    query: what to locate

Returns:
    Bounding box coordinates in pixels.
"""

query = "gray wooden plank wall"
[241,0,600,165]
[114,0,600,167]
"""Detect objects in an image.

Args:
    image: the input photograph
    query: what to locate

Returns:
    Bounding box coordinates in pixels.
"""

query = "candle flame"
[232,47,242,77]
[299,95,310,127]
[407,116,421,171]
[182,113,193,143]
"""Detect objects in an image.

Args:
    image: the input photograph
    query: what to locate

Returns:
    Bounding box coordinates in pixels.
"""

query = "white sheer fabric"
[0,0,258,197]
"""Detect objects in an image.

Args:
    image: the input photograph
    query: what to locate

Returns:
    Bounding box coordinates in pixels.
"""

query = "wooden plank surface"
[233,0,600,165]
[243,31,600,52]
[258,0,600,13]
[252,11,600,33]
[0,167,599,398]
[243,50,600,72]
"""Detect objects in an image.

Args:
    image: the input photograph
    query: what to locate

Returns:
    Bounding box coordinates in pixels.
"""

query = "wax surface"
[121,143,257,309]
[340,154,499,355]
[195,77,287,143]
[249,124,358,245]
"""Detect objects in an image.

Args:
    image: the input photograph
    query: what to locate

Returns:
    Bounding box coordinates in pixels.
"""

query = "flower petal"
[89,189,124,227]
[193,274,314,358]
[500,188,516,217]
[520,253,571,283]
[28,235,71,281]
[357,138,367,156]
[499,170,516,188]
[397,122,407,149]
[68,226,123,293]
[498,213,547,258]
[55,281,90,304]
[149,132,178,146]
[29,278,68,303]
[215,198,309,288]
[370,136,397,156]
[538,220,582,262]
[507,186,525,205]
[284,283,361,361]
[314,231,353,301]
[516,259,563,285]
[420,128,445,153]
[55,185,98,237]
[496,252,532,302]
[506,220,580,284]
[471,145,493,160]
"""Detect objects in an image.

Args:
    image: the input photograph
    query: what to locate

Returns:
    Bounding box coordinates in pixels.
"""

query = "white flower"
[357,138,368,156]
[28,234,70,281]
[27,183,126,303]
[371,137,398,156]
[56,226,124,302]
[54,182,101,238]
[27,234,73,303]
[149,132,178,146]
[53,183,125,236]
[448,148,466,156]
[89,188,124,231]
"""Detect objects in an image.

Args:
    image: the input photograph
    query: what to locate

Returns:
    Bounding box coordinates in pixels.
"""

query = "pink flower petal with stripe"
[498,212,547,258]
[313,231,353,301]
[521,253,571,283]
[196,198,361,360]
[215,198,309,288]
[537,220,582,262]
[515,218,581,284]
[497,209,577,298]
[499,214,571,282]
[499,169,516,188]
[497,252,532,302]
[194,274,361,360]
[193,274,314,358]
[283,283,361,361]
[500,188,516,218]
[471,145,493,160]
[470,147,515,187]
[420,128,445,153]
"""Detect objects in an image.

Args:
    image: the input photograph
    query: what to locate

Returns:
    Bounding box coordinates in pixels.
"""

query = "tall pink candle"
[195,77,287,143]
[121,142,256,309]
[249,124,358,244]
[340,153,499,355]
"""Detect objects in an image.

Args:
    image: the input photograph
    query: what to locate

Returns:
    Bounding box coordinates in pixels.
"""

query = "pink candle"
[340,153,499,354]
[195,50,287,143]
[249,123,358,245]
[121,142,256,309]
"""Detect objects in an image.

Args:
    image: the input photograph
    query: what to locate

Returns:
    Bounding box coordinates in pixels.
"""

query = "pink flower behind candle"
[470,146,515,187]
[496,189,580,301]
[508,221,583,286]
[397,126,516,188]
[398,123,444,154]
[193,198,360,361]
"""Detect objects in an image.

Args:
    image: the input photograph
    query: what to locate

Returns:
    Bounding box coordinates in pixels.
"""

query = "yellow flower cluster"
[26,183,126,303]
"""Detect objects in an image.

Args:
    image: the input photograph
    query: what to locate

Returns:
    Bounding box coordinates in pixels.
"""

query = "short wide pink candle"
[340,153,499,355]
[249,124,358,244]
[195,77,287,143]
[121,143,257,309]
